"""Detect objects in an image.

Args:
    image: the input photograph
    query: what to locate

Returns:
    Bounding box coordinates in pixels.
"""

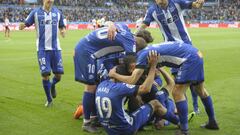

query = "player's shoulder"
[52,6,62,13]
[31,7,41,13]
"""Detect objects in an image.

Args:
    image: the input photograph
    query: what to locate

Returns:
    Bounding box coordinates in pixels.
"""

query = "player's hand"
[148,50,159,68]
[60,28,66,38]
[19,23,26,30]
[108,66,117,78]
[107,23,117,40]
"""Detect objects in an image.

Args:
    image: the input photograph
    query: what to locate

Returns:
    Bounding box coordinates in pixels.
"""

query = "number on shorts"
[96,96,112,119]
[88,64,95,74]
[39,58,46,65]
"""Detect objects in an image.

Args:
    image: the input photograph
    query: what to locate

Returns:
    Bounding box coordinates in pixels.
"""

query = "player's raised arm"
[192,0,205,9]
[105,21,117,40]
[138,50,158,95]
[158,67,175,93]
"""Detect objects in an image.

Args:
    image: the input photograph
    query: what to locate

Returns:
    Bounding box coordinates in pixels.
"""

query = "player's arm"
[158,67,175,93]
[138,50,158,95]
[192,0,205,9]
[105,21,117,40]
[109,67,144,84]
[59,12,66,38]
[19,9,35,30]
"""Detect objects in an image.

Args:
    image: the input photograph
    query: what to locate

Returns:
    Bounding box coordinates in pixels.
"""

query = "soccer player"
[4,15,10,38]
[96,51,164,134]
[136,0,206,114]
[109,42,219,134]
[19,0,66,107]
[73,22,146,133]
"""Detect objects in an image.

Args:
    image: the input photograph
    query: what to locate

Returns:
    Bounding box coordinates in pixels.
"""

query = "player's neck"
[43,5,52,13]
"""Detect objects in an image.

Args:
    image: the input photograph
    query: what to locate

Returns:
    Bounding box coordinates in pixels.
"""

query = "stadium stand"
[0,0,239,23]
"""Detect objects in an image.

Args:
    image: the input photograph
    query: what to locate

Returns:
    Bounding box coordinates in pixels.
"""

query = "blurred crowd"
[0,0,239,23]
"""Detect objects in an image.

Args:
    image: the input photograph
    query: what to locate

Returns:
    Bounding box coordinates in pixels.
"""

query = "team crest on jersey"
[41,66,46,70]
[125,84,135,89]
[52,13,56,17]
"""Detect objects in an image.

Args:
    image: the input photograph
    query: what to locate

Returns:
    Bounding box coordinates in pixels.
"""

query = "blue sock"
[201,96,215,121]
[190,85,198,111]
[42,80,52,102]
[91,94,97,116]
[52,76,60,86]
[162,110,179,125]
[83,92,95,122]
[176,100,188,131]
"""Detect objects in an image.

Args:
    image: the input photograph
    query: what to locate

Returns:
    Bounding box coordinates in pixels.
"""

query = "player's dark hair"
[123,55,136,70]
[116,64,131,76]
[135,30,154,43]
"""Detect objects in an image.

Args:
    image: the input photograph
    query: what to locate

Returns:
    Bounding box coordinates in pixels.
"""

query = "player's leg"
[51,51,64,98]
[190,85,200,114]
[172,84,189,134]
[38,51,52,107]
[194,82,219,130]
[74,49,99,133]
[7,27,10,37]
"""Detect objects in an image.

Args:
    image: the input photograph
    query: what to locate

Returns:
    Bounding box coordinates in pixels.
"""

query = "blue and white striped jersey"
[25,7,65,51]
[143,0,193,44]
[75,23,136,59]
[136,42,199,69]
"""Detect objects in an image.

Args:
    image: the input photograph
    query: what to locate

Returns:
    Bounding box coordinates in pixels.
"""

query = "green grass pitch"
[0,28,240,135]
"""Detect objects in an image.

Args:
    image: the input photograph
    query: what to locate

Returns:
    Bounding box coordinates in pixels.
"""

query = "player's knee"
[149,100,166,116]
[85,85,97,93]
[55,74,62,81]
[42,75,50,80]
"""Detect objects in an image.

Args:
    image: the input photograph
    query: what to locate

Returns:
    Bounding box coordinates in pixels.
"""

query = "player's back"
[137,42,199,68]
[76,23,135,59]
[96,80,134,134]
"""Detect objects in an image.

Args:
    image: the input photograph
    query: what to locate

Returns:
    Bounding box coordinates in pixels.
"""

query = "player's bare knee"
[85,85,97,93]
[55,74,62,81]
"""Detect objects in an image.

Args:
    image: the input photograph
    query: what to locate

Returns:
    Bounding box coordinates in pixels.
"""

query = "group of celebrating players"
[19,0,220,134]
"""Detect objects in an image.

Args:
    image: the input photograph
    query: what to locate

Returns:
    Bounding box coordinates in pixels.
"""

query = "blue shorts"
[175,57,204,85]
[74,47,97,85]
[37,50,63,76]
[130,104,153,133]
[104,104,153,135]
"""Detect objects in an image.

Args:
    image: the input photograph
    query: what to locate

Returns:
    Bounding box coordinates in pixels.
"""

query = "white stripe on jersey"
[162,8,182,42]
[34,12,40,51]
[57,12,61,50]
[159,55,187,66]
[44,12,53,50]
[175,4,191,42]
[122,97,133,125]
[152,11,168,41]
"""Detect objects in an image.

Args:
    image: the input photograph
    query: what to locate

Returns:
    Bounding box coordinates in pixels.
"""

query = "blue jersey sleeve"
[58,11,65,28]
[25,9,36,27]
[143,5,155,26]
[115,23,136,54]
[154,76,163,87]
[136,50,148,69]
[117,83,139,97]
[174,0,193,10]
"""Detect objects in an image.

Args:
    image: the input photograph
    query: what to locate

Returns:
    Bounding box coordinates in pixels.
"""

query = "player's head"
[123,55,137,74]
[113,64,131,82]
[135,37,147,52]
[135,29,153,43]
[43,0,54,8]
[155,0,168,8]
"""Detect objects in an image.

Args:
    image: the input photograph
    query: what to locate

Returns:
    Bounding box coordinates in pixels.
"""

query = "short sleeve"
[58,11,66,28]
[175,0,193,10]
[136,50,148,69]
[117,83,139,97]
[25,9,36,27]
[143,5,155,26]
